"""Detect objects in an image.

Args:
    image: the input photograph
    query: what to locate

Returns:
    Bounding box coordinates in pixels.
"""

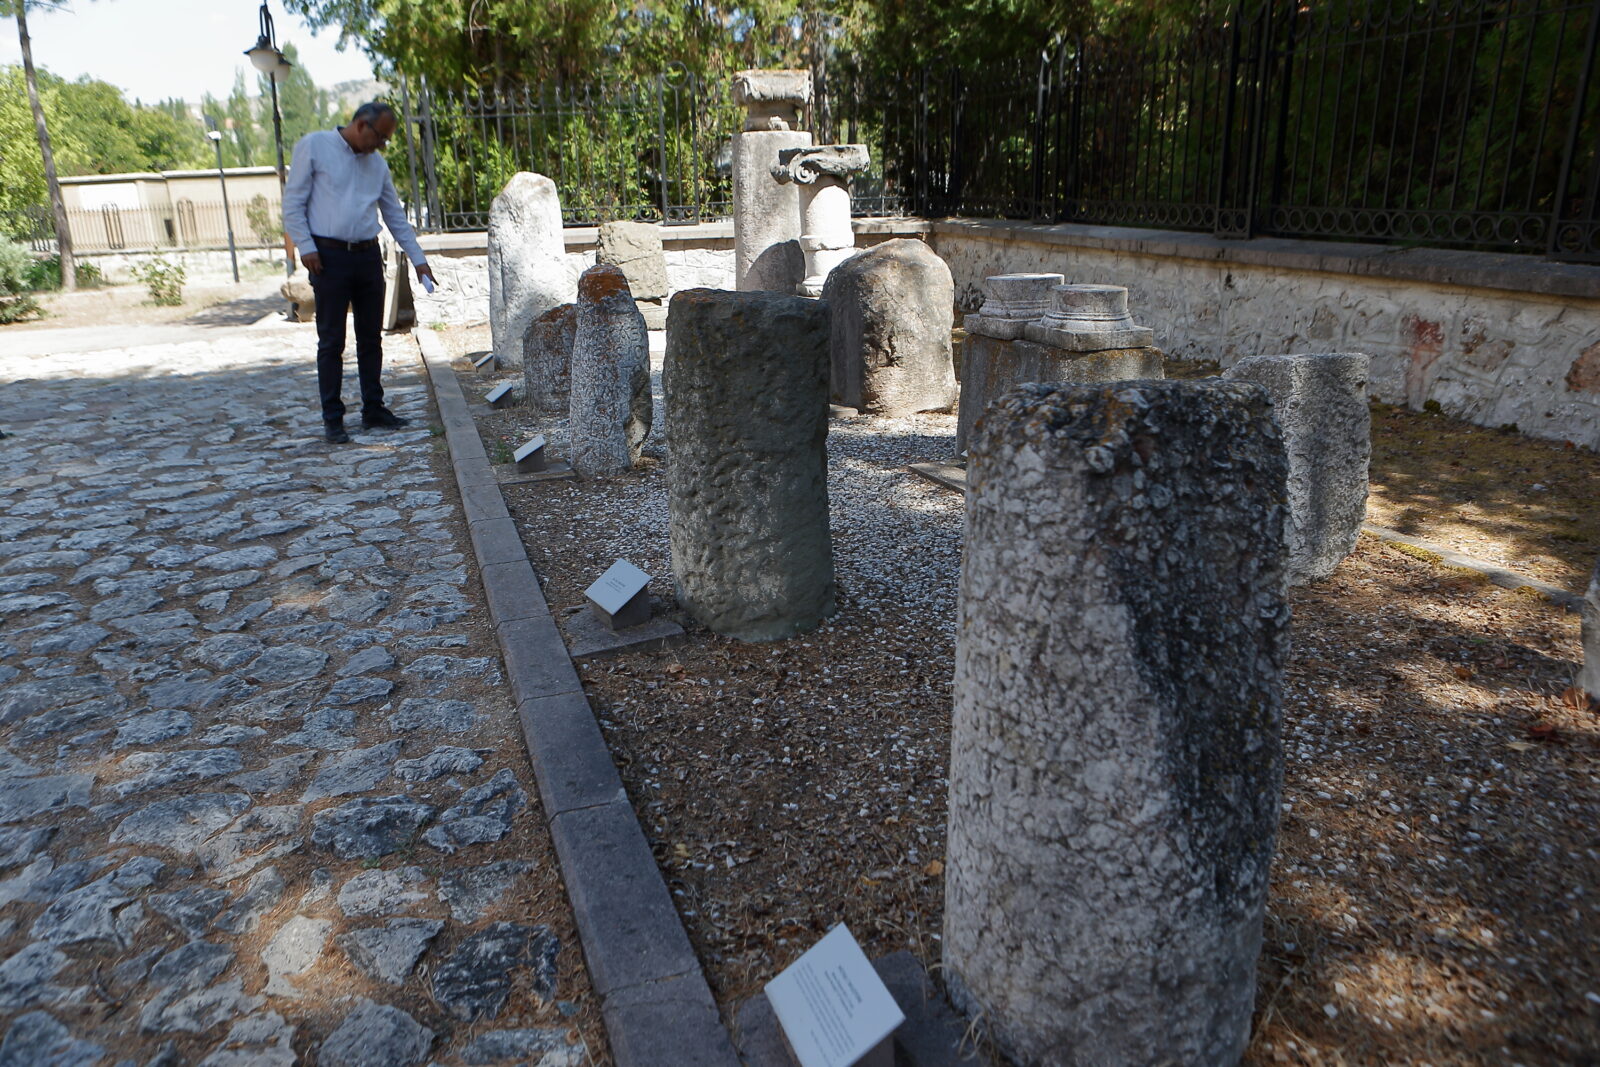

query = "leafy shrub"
[0,241,42,324]
[22,255,103,292]
[245,194,283,246]
[132,254,186,306]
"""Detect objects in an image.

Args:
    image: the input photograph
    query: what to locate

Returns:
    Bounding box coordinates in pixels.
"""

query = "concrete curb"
[1359,524,1582,610]
[415,331,741,1067]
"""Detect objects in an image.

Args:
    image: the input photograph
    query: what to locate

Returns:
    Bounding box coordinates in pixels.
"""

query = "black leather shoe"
[361,408,409,429]
[324,421,351,444]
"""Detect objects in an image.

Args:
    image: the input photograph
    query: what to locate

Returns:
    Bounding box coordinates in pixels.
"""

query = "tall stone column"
[487,172,573,366]
[946,379,1290,1066]
[1224,352,1372,584]
[568,265,650,476]
[731,70,812,292]
[771,145,870,297]
[664,289,835,641]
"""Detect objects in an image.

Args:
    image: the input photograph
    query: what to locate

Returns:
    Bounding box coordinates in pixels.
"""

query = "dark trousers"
[309,241,386,424]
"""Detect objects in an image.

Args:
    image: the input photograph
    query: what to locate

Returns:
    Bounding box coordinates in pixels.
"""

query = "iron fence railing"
[2,201,283,255]
[910,0,1600,260]
[395,0,1597,260]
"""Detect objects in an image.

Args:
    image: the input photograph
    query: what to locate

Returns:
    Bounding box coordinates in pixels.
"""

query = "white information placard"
[485,382,514,403]
[764,924,904,1067]
[585,559,651,615]
[513,435,547,463]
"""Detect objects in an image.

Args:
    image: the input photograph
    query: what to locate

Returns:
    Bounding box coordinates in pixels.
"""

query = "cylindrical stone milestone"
[1224,352,1371,584]
[522,302,577,414]
[946,379,1291,1066]
[487,172,572,366]
[821,238,956,416]
[567,265,650,476]
[664,289,835,641]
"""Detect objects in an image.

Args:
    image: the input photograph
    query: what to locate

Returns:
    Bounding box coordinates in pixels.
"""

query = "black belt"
[312,236,379,251]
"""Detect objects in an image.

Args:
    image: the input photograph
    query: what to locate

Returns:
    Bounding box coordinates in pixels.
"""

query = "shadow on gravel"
[184,294,289,327]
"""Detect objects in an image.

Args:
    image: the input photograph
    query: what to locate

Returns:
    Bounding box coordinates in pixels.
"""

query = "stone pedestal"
[1224,352,1372,584]
[522,303,577,415]
[488,172,573,366]
[822,239,956,416]
[956,336,1163,452]
[946,378,1290,1067]
[772,145,870,297]
[1583,561,1600,705]
[568,265,650,476]
[732,70,813,293]
[1024,283,1156,351]
[962,273,1061,340]
[664,289,834,641]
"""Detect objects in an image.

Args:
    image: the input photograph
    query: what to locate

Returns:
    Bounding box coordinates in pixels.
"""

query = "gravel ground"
[452,327,1598,1065]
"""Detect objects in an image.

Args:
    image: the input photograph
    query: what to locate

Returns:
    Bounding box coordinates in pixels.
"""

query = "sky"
[0,0,377,105]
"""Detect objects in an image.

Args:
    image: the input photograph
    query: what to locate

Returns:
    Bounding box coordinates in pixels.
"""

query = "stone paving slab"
[0,325,602,1064]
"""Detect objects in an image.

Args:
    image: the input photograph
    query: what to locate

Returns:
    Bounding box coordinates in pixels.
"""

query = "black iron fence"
[912,0,1600,259]
[398,0,1598,260]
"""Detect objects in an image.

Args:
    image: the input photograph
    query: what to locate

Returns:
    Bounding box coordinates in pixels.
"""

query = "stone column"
[771,145,870,297]
[821,238,956,415]
[567,265,650,476]
[731,70,812,293]
[522,302,577,415]
[487,172,574,366]
[957,280,1163,452]
[664,289,834,641]
[1224,353,1372,584]
[1583,560,1600,706]
[946,379,1290,1067]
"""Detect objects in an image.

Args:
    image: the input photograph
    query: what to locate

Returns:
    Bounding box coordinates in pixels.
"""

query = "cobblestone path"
[0,325,600,1065]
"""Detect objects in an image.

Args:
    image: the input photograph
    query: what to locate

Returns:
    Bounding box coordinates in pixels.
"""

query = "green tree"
[3,0,75,289]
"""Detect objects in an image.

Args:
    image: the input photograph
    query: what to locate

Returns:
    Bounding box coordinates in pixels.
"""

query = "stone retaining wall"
[928,219,1600,450]
[410,217,1600,449]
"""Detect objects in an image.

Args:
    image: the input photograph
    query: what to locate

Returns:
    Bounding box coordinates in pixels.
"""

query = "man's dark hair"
[351,101,397,126]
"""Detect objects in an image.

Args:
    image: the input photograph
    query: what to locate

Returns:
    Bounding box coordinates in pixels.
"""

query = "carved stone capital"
[732,69,813,131]
[770,144,871,185]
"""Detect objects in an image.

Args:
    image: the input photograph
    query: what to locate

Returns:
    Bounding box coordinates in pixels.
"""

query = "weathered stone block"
[568,265,650,477]
[522,303,577,414]
[488,172,572,367]
[955,335,1163,452]
[664,289,834,641]
[281,277,314,323]
[1225,352,1371,584]
[597,221,669,301]
[946,379,1290,1067]
[822,239,956,416]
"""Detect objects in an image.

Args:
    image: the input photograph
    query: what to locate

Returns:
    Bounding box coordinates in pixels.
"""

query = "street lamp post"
[205,117,241,284]
[245,1,294,277]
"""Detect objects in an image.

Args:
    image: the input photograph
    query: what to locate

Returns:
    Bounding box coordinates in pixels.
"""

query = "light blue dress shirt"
[281,128,427,266]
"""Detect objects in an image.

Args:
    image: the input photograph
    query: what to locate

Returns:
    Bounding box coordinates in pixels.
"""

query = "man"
[282,101,436,444]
